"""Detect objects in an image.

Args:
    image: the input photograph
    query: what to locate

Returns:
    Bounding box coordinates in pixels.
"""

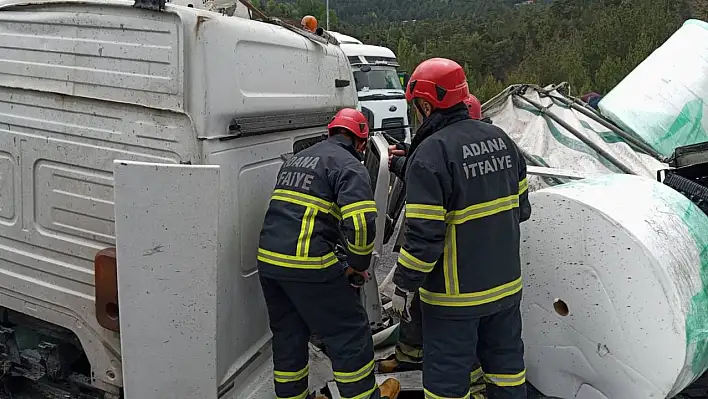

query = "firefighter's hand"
[391,286,415,323]
[388,145,406,168]
[345,267,369,288]
[388,145,406,156]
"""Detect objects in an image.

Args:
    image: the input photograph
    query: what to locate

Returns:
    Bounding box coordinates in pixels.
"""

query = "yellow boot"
[379,377,401,399]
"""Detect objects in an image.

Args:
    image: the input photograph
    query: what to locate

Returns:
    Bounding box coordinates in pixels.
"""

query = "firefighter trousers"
[394,292,484,388]
[260,274,380,399]
[421,301,526,399]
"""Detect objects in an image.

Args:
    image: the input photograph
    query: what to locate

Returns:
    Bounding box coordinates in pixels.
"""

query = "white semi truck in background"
[330,32,412,143]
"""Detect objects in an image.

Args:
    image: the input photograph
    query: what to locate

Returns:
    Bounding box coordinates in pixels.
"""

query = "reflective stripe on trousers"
[484,369,526,387]
[421,301,526,399]
[261,276,381,399]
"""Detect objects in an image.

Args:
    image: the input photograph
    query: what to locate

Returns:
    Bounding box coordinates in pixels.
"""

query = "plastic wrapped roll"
[521,174,708,399]
[598,19,708,158]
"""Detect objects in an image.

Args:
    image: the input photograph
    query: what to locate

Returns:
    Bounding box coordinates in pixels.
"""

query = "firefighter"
[380,92,488,397]
[464,94,482,120]
[390,58,531,399]
[257,108,401,399]
[301,15,318,32]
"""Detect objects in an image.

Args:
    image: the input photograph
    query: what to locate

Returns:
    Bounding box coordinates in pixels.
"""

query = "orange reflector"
[95,248,119,332]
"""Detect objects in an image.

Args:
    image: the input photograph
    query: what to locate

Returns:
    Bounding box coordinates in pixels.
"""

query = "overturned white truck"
[0,0,393,398]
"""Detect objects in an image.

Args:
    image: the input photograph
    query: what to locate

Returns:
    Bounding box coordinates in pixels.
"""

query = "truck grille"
[365,56,399,66]
[382,117,405,141]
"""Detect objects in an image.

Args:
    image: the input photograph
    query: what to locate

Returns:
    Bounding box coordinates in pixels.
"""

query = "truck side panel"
[203,132,309,385]
[114,161,220,399]
[194,16,356,139]
[0,86,195,390]
[0,5,184,110]
[0,3,196,386]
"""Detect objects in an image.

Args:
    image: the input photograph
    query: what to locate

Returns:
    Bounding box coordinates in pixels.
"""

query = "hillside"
[257,0,708,101]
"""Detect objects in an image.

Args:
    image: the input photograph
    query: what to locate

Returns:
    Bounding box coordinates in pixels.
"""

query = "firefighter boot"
[377,354,422,373]
[313,379,400,399]
[379,377,401,399]
[377,343,423,373]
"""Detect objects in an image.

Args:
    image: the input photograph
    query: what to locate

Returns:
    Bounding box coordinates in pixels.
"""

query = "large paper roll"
[522,174,708,398]
[599,19,708,158]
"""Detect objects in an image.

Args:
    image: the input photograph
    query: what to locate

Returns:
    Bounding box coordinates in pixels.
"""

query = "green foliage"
[255,0,338,27]
[263,0,707,101]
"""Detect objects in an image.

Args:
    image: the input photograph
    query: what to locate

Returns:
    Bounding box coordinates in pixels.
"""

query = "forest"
[254,0,708,101]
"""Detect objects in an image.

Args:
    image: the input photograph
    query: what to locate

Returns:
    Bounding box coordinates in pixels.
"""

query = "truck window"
[354,67,403,92]
[293,134,327,154]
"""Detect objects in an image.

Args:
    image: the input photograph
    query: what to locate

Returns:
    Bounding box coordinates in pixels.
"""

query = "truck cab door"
[362,134,392,332]
[113,160,223,399]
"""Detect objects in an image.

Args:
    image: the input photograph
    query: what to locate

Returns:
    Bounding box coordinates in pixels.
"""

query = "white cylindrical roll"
[598,20,708,158]
[521,174,708,399]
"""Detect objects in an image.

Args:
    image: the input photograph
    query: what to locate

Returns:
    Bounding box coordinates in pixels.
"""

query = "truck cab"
[0,1,392,398]
[331,32,412,144]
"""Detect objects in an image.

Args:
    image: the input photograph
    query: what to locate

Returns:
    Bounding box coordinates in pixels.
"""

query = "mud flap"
[113,160,220,399]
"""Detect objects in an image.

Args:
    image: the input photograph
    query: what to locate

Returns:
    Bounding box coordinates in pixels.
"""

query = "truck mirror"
[360,65,372,73]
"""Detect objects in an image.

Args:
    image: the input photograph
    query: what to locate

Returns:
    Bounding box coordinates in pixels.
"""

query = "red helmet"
[464,94,482,120]
[406,58,469,109]
[328,108,369,140]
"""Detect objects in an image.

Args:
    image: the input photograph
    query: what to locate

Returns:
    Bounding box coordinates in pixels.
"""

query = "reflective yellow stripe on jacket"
[258,189,341,269]
[257,248,339,269]
[341,200,377,256]
[399,204,445,273]
[411,179,527,307]
[406,203,446,221]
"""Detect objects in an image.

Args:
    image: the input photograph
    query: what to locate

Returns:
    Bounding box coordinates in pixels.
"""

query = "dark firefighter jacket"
[393,104,531,318]
[258,134,377,283]
[390,117,494,179]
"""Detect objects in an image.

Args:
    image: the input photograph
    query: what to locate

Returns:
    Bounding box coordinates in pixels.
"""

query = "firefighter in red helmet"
[380,91,489,397]
[258,108,401,399]
[464,94,482,120]
[389,58,531,399]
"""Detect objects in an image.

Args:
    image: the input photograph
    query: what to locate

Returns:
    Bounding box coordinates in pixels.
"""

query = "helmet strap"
[414,100,429,122]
